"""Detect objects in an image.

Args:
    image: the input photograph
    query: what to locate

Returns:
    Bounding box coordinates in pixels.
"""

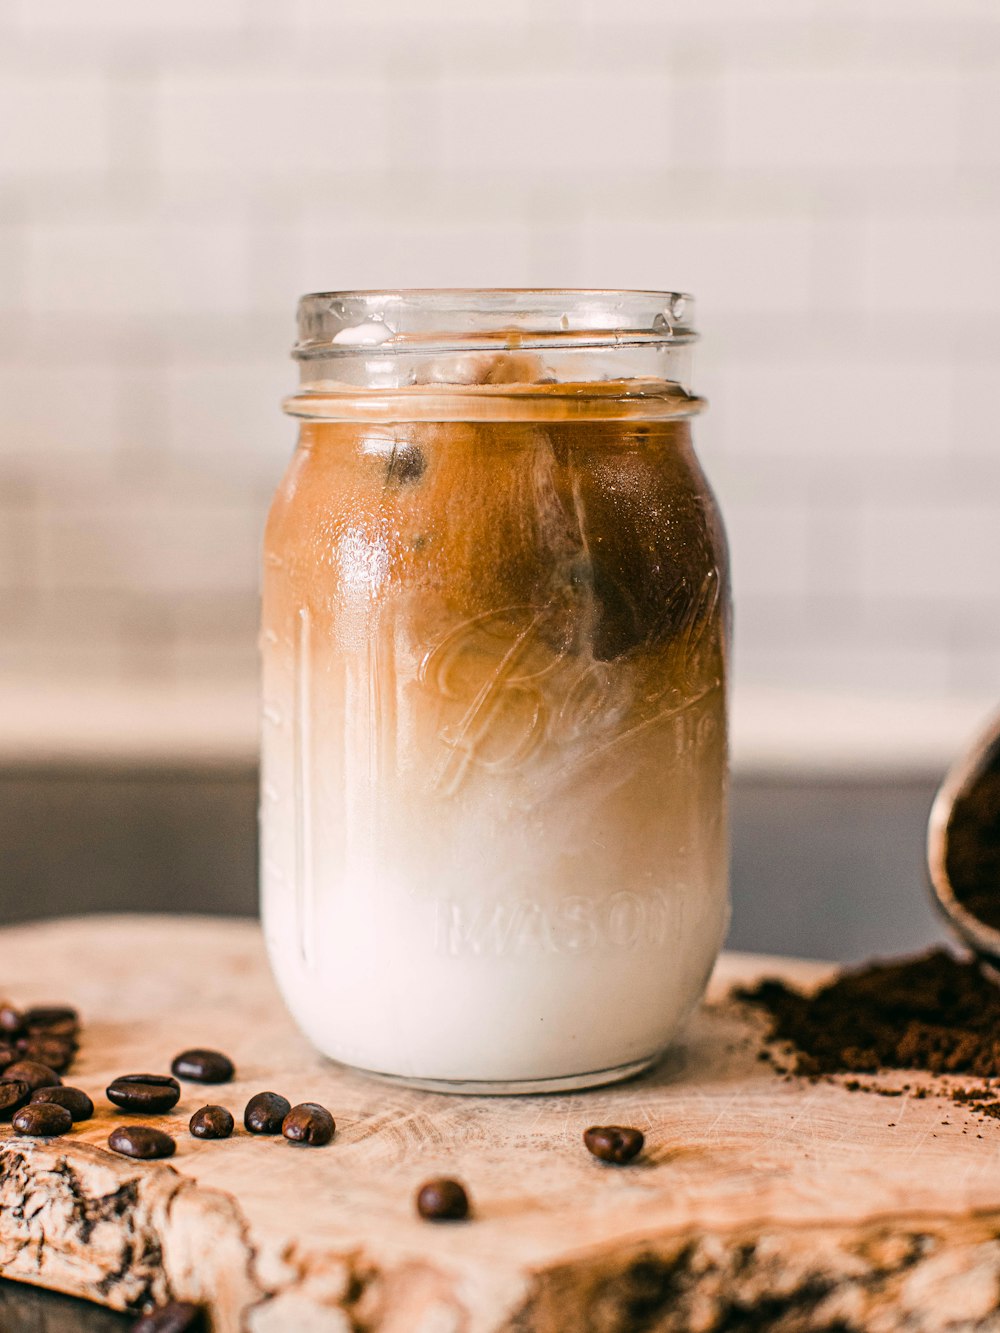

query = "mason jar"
[261,289,730,1093]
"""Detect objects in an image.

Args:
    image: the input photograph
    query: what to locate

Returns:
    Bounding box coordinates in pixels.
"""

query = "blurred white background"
[1,0,998,768]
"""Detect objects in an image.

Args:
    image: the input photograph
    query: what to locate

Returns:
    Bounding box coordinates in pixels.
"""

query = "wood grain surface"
[2,915,1000,1332]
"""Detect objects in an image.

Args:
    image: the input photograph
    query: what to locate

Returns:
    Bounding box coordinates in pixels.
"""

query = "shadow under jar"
[261,289,731,1093]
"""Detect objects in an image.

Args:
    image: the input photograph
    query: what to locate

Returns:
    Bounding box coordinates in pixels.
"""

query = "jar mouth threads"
[292,289,699,403]
[293,289,696,359]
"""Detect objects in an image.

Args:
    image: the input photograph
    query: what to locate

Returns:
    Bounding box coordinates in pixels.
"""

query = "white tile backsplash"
[725,356,955,461]
[952,364,1000,458]
[0,72,109,175]
[863,215,1000,314]
[157,70,392,177]
[432,71,673,174]
[163,360,296,482]
[725,503,815,602]
[0,508,37,590]
[13,0,247,32]
[0,224,23,314]
[296,214,536,294]
[961,67,1000,166]
[578,216,816,313]
[289,0,540,29]
[25,219,254,317]
[0,0,998,757]
[859,502,1000,603]
[722,68,963,170]
[0,364,121,461]
[38,501,263,595]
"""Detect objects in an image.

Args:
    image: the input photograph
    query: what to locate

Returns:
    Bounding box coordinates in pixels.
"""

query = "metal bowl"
[927,709,1000,972]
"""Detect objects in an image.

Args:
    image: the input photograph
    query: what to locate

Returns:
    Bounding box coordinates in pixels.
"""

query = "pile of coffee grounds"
[946,737,1000,931]
[738,948,1000,1097]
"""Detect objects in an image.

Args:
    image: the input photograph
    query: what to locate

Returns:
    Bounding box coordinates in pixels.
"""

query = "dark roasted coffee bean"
[0,1004,24,1036]
[31,1086,94,1122]
[281,1102,335,1146]
[134,1301,205,1333]
[12,1102,72,1137]
[0,1080,30,1119]
[243,1091,290,1134]
[189,1105,234,1140]
[2,1060,61,1091]
[108,1125,176,1160]
[0,1045,16,1073]
[415,1178,470,1222]
[24,1031,76,1054]
[107,1074,180,1114]
[26,1019,78,1043]
[24,1014,78,1045]
[583,1125,645,1164]
[171,1048,234,1084]
[23,1005,78,1031]
[21,1038,74,1072]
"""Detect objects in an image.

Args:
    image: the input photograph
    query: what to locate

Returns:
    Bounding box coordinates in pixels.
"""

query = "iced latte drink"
[261,291,730,1091]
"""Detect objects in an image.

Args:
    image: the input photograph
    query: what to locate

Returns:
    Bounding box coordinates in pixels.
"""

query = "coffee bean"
[0,1046,17,1073]
[107,1074,180,1114]
[243,1091,290,1134]
[0,1004,24,1036]
[415,1178,470,1222]
[23,1006,78,1031]
[20,1038,74,1072]
[12,1102,72,1137]
[171,1049,234,1085]
[31,1086,94,1122]
[2,1060,61,1091]
[134,1301,205,1333]
[26,1029,76,1051]
[583,1125,645,1164]
[0,1081,30,1119]
[281,1102,335,1146]
[108,1125,176,1160]
[24,1019,78,1048]
[24,1002,78,1023]
[189,1105,234,1140]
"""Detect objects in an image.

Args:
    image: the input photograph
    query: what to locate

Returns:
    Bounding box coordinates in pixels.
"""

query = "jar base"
[347,1054,660,1097]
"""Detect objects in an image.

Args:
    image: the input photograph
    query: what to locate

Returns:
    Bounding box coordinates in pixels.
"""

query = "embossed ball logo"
[419,570,722,797]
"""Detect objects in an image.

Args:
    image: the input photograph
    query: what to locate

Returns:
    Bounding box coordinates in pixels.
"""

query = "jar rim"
[294,288,696,359]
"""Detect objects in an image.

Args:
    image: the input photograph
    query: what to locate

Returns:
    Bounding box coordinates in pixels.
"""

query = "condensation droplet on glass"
[652,312,673,335]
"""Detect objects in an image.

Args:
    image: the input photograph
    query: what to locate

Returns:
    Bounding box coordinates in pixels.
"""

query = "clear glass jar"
[261,290,730,1093]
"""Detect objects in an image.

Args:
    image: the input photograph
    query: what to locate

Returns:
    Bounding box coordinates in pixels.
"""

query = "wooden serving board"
[2,916,1000,1332]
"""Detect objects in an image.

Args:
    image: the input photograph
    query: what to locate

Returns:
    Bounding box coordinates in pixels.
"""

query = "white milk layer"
[260,605,729,1085]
